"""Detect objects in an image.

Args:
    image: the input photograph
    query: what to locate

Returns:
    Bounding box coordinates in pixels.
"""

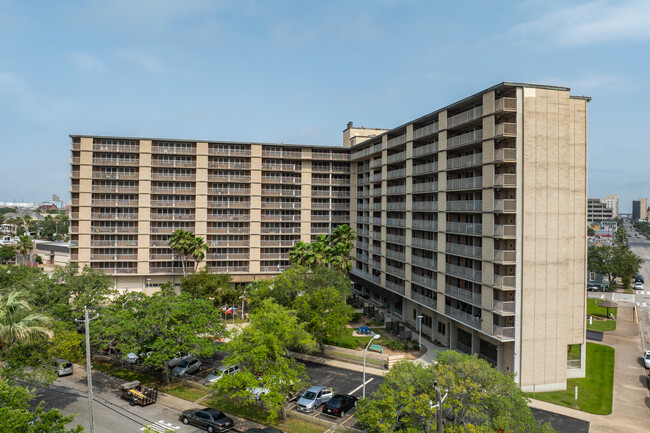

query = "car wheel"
[182,417,189,425]
[340,411,345,417]
[129,398,136,406]
[207,427,215,433]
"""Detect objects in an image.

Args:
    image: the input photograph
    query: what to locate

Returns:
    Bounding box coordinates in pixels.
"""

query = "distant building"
[587,198,613,222]
[604,194,618,218]
[632,198,648,221]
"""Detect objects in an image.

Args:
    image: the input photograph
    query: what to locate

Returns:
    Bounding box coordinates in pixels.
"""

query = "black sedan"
[179,408,234,432]
[321,394,358,417]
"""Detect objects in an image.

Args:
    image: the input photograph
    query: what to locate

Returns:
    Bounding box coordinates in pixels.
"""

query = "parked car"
[634,281,644,290]
[203,364,239,386]
[242,428,284,433]
[322,394,358,417]
[296,385,333,412]
[169,352,195,368]
[643,350,650,369]
[52,359,73,377]
[179,408,233,432]
[172,358,202,377]
[635,274,644,283]
[587,284,598,292]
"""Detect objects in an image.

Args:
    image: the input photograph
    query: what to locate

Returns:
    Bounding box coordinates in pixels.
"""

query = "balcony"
[494,122,516,138]
[493,224,516,237]
[493,148,516,163]
[149,254,174,260]
[369,258,381,268]
[447,177,483,191]
[260,226,298,234]
[351,268,381,285]
[150,200,196,208]
[151,173,193,181]
[411,273,436,290]
[208,226,250,234]
[210,252,250,260]
[356,240,369,250]
[447,153,483,170]
[387,185,406,195]
[91,213,137,221]
[209,214,251,221]
[209,174,251,183]
[413,122,439,140]
[412,220,437,231]
[412,182,438,194]
[413,141,438,158]
[208,147,251,157]
[151,186,196,194]
[495,97,516,113]
[492,324,515,340]
[91,226,138,234]
[445,305,481,329]
[385,249,405,261]
[385,280,405,295]
[150,226,193,234]
[92,267,138,274]
[260,239,296,247]
[412,162,438,176]
[92,185,139,193]
[447,200,482,212]
[492,275,515,289]
[151,145,196,155]
[410,291,436,309]
[261,149,301,158]
[93,143,139,153]
[493,199,516,213]
[445,264,482,283]
[93,157,139,167]
[262,175,301,184]
[447,129,483,150]
[386,218,406,228]
[385,265,405,278]
[387,151,406,164]
[261,214,300,222]
[154,159,196,169]
[493,249,516,263]
[387,169,406,179]
[263,201,300,209]
[150,266,185,274]
[411,256,436,270]
[261,188,298,197]
[92,199,138,207]
[91,240,137,247]
[93,171,139,180]
[150,213,195,221]
[493,174,516,188]
[411,237,436,250]
[387,134,407,148]
[412,201,438,212]
[386,234,405,244]
[209,265,250,273]
[447,106,483,129]
[492,299,515,314]
[211,161,252,170]
[445,284,481,306]
[91,254,137,261]
[446,222,482,236]
[385,202,403,211]
[446,243,482,259]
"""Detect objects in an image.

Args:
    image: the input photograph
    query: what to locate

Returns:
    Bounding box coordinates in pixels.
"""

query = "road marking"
[140,420,181,432]
[348,378,373,396]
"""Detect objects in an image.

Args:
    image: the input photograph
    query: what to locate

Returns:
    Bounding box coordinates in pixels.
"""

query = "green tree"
[213,299,317,423]
[0,380,84,433]
[189,236,209,272]
[356,352,554,433]
[180,269,237,308]
[92,292,226,384]
[168,229,193,276]
[587,227,595,236]
[615,225,627,245]
[588,244,643,289]
[288,225,356,274]
[16,236,34,265]
[0,291,53,369]
[0,246,16,264]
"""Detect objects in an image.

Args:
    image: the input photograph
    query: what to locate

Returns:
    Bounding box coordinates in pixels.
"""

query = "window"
[422,314,432,328]
[438,322,446,335]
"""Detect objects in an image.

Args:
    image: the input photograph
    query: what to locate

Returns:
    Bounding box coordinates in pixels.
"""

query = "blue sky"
[1,0,649,212]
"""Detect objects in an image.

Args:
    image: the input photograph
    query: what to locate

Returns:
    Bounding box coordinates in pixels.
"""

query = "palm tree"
[16,235,34,265]
[289,241,310,266]
[168,229,193,276]
[330,224,356,254]
[190,236,209,272]
[0,291,53,367]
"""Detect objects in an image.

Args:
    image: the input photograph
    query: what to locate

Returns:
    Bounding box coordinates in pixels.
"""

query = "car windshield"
[328,397,342,406]
[178,360,189,368]
[645,353,650,359]
[207,410,225,419]
[302,391,317,400]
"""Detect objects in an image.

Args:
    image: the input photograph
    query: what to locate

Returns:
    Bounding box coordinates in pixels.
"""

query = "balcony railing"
[150,200,196,208]
[492,299,515,313]
[447,200,482,212]
[93,172,139,180]
[413,122,439,140]
[447,106,483,129]
[493,275,515,288]
[208,226,250,234]
[151,187,196,194]
[410,291,436,309]
[445,284,481,306]
[493,224,516,237]
[411,220,437,231]
[412,162,438,176]
[91,226,138,234]
[411,273,436,289]
[91,213,137,220]
[93,158,139,166]
[387,169,406,179]
[152,145,196,155]
[445,305,481,329]
[493,199,516,213]
[445,264,482,283]
[262,176,301,184]
[260,227,299,234]
[386,218,406,228]
[387,185,406,195]
[387,134,407,148]
[211,161,252,170]
[385,249,405,261]
[93,143,139,153]
[261,188,298,197]
[447,177,483,191]
[411,237,436,250]
[412,201,438,212]
[493,249,516,263]
[412,182,438,194]
[387,151,406,164]
[447,129,483,149]
[494,122,516,138]
[91,254,137,261]
[446,243,482,259]
[413,141,438,158]
[446,222,482,236]
[150,213,195,221]
[493,173,516,188]
[447,153,483,170]
[385,280,406,295]
[385,265,405,278]
[154,160,196,168]
[495,97,516,113]
[492,324,515,340]
[150,266,185,274]
[263,201,299,209]
[91,199,138,207]
[209,214,250,221]
[208,174,251,183]
[493,148,516,163]
[386,234,405,244]
[209,265,250,273]
[208,147,251,157]
[411,256,436,270]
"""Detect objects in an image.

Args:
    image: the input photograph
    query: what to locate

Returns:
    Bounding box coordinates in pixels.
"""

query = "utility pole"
[431,380,447,433]
[76,306,99,433]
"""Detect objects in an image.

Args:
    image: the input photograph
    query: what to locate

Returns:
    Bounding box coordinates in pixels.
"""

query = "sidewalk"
[528,305,650,433]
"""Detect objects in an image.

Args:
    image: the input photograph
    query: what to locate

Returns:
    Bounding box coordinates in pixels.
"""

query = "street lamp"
[416,315,423,347]
[363,334,381,399]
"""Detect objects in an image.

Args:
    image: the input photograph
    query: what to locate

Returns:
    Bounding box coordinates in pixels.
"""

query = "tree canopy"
[180,269,238,308]
[288,225,356,274]
[356,352,554,433]
[588,244,643,289]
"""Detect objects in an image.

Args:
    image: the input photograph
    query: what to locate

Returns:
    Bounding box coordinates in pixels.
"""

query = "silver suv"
[203,364,239,386]
[52,359,73,377]
[296,386,333,412]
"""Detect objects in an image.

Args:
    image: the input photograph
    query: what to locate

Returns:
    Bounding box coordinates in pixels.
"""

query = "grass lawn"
[277,418,329,433]
[526,343,614,414]
[160,384,208,402]
[586,299,617,332]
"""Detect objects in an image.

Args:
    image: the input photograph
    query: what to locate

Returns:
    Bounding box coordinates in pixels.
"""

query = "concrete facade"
[604,194,619,218]
[588,198,614,222]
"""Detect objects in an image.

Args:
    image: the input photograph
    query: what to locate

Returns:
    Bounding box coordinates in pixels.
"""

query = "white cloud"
[513,0,650,46]
[68,51,106,73]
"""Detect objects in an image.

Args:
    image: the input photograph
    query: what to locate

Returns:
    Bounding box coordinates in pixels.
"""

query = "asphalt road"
[624,224,650,353]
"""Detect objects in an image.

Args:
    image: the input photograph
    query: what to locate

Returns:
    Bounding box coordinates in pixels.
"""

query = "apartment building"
[70,81,588,391]
[604,194,619,218]
[588,198,614,222]
[69,139,351,292]
[348,82,588,392]
[632,198,648,221]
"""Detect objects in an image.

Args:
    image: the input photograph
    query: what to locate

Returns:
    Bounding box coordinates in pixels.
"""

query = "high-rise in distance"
[70,82,589,391]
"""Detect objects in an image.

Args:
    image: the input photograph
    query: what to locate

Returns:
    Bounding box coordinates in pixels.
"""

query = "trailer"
[120,380,158,406]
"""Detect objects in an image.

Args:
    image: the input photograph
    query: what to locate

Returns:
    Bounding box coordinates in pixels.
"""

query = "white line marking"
[349,378,374,395]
